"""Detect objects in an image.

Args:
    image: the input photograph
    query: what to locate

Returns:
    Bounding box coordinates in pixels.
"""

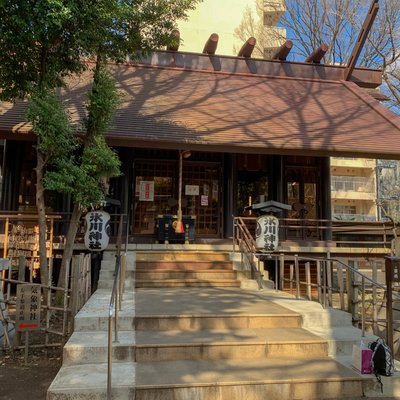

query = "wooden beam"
[344,0,379,81]
[272,40,293,61]
[367,91,390,101]
[238,37,256,58]
[203,33,219,55]
[306,44,329,64]
[134,51,383,88]
[167,29,180,51]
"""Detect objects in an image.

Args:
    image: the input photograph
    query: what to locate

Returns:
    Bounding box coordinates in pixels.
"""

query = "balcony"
[263,0,286,26]
[331,157,376,169]
[333,214,376,222]
[331,176,375,201]
[262,26,287,58]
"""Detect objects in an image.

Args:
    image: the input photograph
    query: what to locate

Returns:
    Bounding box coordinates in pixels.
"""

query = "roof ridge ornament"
[203,33,219,55]
[238,37,257,58]
[167,29,180,52]
[306,44,329,64]
[272,40,293,61]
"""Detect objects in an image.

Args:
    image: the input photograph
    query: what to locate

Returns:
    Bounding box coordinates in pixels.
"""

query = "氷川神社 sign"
[256,215,279,251]
[84,211,110,251]
[15,284,41,331]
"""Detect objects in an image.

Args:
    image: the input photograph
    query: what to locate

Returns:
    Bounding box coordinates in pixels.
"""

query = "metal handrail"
[107,214,127,400]
[234,217,263,289]
[298,255,388,337]
[233,216,399,352]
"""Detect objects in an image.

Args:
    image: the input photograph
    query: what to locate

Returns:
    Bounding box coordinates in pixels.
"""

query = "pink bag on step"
[352,343,373,374]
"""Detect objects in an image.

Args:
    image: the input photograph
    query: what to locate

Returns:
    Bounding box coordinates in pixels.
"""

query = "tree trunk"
[35,147,49,285]
[57,202,82,289]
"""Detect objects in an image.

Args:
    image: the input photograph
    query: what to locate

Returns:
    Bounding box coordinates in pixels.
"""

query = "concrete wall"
[177,0,285,57]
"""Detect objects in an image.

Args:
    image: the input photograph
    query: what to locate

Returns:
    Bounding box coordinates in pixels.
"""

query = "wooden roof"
[1,51,399,159]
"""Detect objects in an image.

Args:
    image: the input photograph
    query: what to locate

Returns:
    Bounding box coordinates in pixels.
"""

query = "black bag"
[369,338,394,392]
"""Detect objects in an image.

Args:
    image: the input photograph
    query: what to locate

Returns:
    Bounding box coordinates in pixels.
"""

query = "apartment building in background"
[177,0,286,57]
[331,157,378,222]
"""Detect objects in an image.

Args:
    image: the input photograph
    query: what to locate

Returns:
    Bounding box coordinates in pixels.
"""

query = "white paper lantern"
[84,211,111,251]
[256,215,279,251]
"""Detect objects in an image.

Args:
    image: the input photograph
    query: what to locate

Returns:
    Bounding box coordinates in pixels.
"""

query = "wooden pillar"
[279,253,285,291]
[320,157,332,241]
[223,153,235,238]
[305,262,312,300]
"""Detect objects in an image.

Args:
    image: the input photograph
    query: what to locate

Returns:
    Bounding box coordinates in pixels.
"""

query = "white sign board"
[0,258,10,271]
[139,181,154,201]
[84,211,110,251]
[256,215,279,251]
[185,185,199,196]
[15,284,41,331]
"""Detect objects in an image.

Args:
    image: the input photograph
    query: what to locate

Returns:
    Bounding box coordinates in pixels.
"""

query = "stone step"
[135,358,370,400]
[335,355,400,399]
[102,251,136,261]
[101,258,136,271]
[73,290,134,332]
[63,331,135,366]
[135,279,241,288]
[98,279,135,290]
[75,311,134,332]
[47,362,135,400]
[135,314,302,331]
[135,270,236,280]
[136,260,233,270]
[135,327,328,362]
[136,252,230,262]
[99,269,135,280]
[307,326,378,357]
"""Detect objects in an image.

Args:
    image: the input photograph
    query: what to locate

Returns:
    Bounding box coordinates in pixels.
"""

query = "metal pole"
[385,257,394,355]
[124,213,130,254]
[361,276,365,338]
[294,255,300,299]
[114,258,119,344]
[279,253,285,291]
[45,257,53,351]
[232,218,236,253]
[107,312,113,400]
[322,260,327,309]
[275,255,278,292]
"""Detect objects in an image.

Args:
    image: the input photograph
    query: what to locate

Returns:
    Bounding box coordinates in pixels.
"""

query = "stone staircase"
[47,247,398,399]
[47,251,137,399]
[134,286,368,400]
[135,251,240,288]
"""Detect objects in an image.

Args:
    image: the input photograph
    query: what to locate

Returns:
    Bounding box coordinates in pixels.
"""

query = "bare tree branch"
[235,0,399,108]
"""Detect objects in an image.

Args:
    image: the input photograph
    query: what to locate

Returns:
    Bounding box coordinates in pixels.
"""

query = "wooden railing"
[234,216,394,248]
